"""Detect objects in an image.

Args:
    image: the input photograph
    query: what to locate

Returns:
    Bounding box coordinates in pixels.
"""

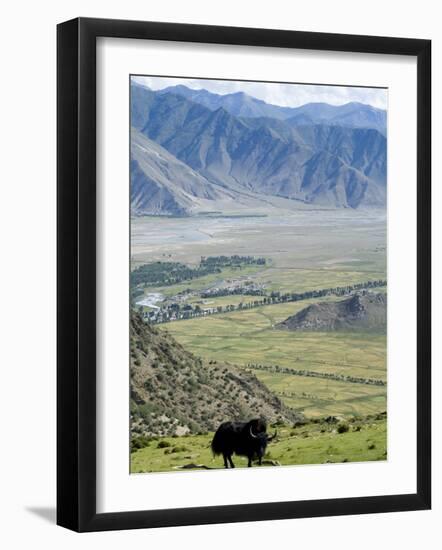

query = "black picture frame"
[57,17,431,532]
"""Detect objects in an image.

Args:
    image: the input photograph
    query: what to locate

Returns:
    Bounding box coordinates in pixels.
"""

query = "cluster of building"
[141,302,219,324]
[201,282,265,299]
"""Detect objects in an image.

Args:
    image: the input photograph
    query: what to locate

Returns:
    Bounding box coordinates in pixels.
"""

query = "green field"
[253,267,386,294]
[257,372,386,417]
[163,298,386,376]
[131,416,387,473]
[161,296,386,418]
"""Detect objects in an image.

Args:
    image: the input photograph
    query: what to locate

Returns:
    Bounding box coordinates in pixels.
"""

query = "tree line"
[247,363,386,387]
[131,255,267,288]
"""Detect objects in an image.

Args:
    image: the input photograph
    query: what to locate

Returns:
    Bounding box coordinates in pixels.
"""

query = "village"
[139,279,266,324]
[138,278,387,325]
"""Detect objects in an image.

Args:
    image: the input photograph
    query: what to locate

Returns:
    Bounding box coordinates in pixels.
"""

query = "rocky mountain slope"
[276,292,387,332]
[131,128,237,216]
[130,313,300,437]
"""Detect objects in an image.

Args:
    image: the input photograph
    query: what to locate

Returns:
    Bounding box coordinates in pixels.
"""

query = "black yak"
[211,418,277,468]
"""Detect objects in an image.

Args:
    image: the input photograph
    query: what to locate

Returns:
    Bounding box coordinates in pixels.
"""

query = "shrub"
[171,446,189,453]
[157,440,171,448]
[337,422,349,434]
[129,399,138,415]
[130,436,151,453]
[143,380,154,391]
[293,420,306,428]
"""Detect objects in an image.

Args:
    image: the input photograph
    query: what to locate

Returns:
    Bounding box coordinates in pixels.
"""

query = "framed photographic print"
[57,18,431,532]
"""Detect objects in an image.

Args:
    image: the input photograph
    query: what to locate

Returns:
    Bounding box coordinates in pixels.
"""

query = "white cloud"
[132,75,387,110]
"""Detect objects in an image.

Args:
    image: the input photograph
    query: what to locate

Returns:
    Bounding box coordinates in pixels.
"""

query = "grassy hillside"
[131,414,387,473]
[130,313,300,438]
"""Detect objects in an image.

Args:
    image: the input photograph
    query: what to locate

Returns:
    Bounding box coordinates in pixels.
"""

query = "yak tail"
[210,431,222,456]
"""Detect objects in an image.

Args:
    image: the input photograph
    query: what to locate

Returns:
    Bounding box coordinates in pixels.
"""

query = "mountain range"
[131,81,387,216]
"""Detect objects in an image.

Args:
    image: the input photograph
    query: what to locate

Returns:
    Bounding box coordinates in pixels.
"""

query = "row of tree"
[247,363,386,386]
[131,255,267,288]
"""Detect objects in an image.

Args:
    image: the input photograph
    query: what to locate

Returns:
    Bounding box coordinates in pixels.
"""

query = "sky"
[132,75,387,110]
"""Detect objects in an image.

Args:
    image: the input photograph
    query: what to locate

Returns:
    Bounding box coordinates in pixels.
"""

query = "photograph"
[129,75,388,473]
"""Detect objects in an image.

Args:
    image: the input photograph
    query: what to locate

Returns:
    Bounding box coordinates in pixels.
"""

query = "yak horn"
[249,426,259,439]
[267,430,277,441]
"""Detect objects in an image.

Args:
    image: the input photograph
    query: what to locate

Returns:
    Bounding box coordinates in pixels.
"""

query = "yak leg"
[258,456,262,466]
[248,456,252,467]
[223,453,229,468]
[228,455,235,468]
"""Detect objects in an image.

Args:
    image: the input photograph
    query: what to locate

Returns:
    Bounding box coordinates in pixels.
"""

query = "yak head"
[248,418,277,459]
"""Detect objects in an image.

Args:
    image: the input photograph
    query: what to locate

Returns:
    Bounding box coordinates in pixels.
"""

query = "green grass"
[131,417,387,473]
